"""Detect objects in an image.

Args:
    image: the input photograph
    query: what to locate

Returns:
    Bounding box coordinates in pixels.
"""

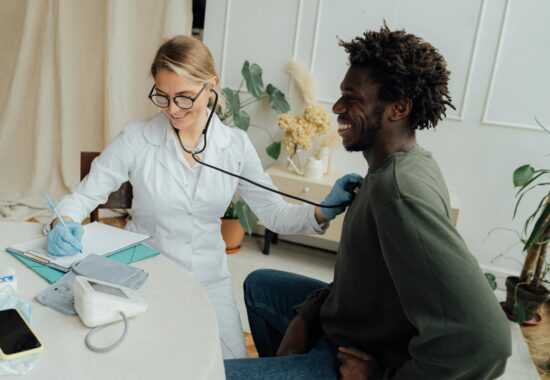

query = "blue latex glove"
[47,221,84,256]
[320,173,364,220]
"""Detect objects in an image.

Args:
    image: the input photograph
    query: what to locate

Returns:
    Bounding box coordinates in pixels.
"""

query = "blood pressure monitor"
[74,276,147,328]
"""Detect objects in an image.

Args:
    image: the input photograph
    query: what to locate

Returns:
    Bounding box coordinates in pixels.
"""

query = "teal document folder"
[8,244,160,284]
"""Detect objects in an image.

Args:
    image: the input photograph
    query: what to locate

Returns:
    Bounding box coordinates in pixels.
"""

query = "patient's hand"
[276,315,314,356]
[337,346,379,380]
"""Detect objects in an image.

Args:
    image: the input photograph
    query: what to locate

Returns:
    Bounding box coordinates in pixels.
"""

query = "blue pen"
[45,195,69,230]
[45,195,81,253]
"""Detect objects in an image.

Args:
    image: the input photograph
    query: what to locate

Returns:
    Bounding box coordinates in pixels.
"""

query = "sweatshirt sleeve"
[237,133,326,235]
[374,197,511,380]
[293,284,333,332]
[53,124,137,224]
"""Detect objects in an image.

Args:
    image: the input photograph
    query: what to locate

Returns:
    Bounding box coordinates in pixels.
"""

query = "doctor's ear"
[209,77,218,89]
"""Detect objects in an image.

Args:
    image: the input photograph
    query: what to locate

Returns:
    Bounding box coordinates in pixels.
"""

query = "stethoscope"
[172,89,355,209]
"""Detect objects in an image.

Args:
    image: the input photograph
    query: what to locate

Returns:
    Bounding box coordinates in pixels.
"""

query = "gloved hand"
[47,221,84,256]
[320,173,363,220]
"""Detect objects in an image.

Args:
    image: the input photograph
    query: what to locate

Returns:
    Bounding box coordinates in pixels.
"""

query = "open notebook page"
[7,222,150,270]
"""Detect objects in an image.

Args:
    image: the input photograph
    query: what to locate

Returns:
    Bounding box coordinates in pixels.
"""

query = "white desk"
[0,222,225,380]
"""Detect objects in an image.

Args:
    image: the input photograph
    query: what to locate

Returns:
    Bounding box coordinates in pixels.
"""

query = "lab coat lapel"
[193,115,234,210]
[143,113,191,198]
[196,113,232,174]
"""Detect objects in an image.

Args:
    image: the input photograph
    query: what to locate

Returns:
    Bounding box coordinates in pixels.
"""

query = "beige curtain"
[0,0,192,221]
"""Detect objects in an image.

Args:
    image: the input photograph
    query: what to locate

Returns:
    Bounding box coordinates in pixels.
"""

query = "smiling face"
[333,66,387,152]
[153,70,215,134]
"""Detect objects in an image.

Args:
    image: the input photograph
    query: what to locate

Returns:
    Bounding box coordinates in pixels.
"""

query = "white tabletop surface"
[0,221,225,380]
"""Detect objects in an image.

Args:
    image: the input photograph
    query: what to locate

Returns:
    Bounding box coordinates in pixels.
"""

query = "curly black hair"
[340,24,455,130]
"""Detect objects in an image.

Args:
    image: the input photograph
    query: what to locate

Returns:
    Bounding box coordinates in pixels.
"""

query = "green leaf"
[513,183,550,219]
[266,84,290,114]
[266,141,282,160]
[523,200,550,251]
[235,202,257,235]
[241,61,265,100]
[222,87,241,115]
[521,194,549,238]
[484,273,497,290]
[513,165,535,187]
[515,171,546,197]
[512,301,526,325]
[233,110,250,131]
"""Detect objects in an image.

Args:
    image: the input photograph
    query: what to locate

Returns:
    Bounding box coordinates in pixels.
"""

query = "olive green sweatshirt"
[295,145,511,379]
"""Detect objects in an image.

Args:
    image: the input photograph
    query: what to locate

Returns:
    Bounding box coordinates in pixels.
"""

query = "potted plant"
[221,200,257,254]
[215,61,289,252]
[216,60,290,160]
[502,119,550,325]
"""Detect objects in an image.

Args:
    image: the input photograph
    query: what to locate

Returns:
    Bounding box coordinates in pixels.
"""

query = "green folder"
[9,244,160,284]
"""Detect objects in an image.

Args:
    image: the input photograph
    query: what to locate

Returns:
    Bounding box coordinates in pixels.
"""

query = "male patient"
[225,24,511,379]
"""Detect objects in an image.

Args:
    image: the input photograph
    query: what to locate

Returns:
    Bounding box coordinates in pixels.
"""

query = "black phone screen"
[0,309,42,355]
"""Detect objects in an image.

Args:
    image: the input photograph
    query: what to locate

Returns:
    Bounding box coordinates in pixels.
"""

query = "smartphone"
[0,308,43,360]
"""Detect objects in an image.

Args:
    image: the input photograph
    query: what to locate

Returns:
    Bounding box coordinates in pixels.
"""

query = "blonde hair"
[151,35,218,84]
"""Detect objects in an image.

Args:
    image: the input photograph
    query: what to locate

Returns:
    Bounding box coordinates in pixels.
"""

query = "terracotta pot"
[502,276,550,324]
[221,218,245,254]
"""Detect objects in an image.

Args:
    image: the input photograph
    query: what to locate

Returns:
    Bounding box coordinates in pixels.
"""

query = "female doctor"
[46,35,360,359]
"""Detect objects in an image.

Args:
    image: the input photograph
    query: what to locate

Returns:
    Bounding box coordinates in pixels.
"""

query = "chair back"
[81,152,133,222]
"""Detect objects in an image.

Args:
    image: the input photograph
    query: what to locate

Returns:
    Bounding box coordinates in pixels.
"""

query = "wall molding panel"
[451,0,486,121]
[311,0,485,122]
[219,0,231,89]
[203,0,550,273]
[482,0,550,131]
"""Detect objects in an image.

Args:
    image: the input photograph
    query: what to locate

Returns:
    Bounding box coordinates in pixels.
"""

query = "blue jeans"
[224,269,339,380]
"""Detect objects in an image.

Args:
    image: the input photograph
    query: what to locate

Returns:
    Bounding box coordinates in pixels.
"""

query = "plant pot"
[502,276,550,324]
[221,218,245,254]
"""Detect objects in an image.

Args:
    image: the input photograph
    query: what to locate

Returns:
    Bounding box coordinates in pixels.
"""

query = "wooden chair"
[81,152,133,223]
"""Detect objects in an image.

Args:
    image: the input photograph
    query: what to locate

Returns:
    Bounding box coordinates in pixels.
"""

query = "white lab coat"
[56,111,324,358]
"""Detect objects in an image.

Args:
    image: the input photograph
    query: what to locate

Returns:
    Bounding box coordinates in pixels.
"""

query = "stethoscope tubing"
[173,89,349,209]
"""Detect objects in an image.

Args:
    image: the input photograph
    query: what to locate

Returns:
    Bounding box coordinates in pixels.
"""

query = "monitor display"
[89,281,129,299]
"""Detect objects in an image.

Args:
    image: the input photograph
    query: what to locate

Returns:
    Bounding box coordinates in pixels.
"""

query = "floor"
[491,273,550,379]
[227,235,334,334]
[227,236,335,359]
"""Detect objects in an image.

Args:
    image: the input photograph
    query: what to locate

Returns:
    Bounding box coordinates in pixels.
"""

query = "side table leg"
[263,229,274,255]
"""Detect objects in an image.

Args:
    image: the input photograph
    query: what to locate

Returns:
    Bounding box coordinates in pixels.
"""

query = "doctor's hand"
[318,173,363,221]
[276,314,316,356]
[47,220,84,256]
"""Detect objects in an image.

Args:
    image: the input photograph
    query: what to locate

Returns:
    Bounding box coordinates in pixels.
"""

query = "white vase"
[304,157,324,180]
[287,146,306,174]
[318,146,331,175]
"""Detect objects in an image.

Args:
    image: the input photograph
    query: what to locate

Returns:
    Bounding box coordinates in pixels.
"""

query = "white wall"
[204,0,550,274]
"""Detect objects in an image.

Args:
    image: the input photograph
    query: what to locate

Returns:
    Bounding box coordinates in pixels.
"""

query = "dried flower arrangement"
[277,60,332,157]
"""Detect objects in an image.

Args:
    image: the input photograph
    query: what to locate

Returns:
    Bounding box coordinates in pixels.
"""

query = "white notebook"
[7,222,151,272]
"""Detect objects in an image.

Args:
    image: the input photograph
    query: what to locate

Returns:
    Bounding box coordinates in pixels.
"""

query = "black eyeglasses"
[148,82,208,109]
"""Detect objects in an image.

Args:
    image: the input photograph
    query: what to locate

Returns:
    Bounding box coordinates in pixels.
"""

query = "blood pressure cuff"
[36,254,148,316]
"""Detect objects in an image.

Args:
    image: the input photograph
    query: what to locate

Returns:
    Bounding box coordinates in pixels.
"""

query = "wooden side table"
[262,163,460,255]
[262,164,347,254]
